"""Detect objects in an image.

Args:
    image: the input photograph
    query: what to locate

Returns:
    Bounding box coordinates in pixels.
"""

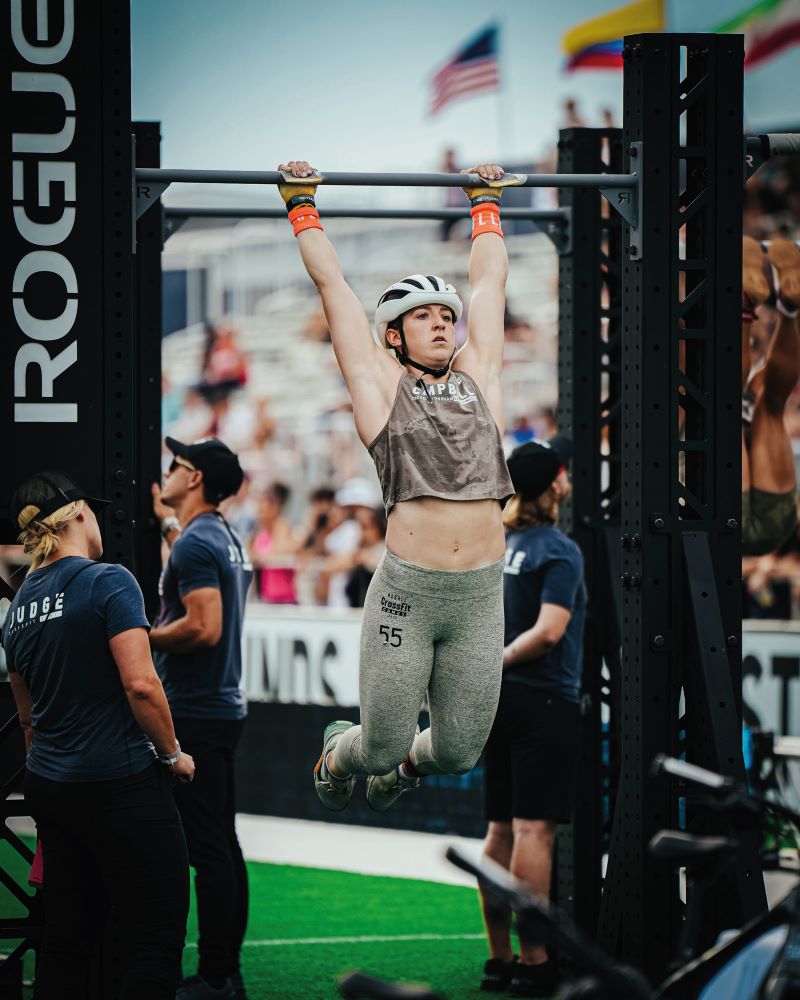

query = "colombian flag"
[562,0,665,72]
[563,0,800,72]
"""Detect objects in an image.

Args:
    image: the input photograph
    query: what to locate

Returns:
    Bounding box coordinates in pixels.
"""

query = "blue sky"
[131,0,800,202]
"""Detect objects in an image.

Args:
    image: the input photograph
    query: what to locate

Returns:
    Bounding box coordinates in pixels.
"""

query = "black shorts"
[483,682,581,824]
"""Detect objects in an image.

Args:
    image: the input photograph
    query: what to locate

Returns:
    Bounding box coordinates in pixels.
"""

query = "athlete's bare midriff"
[385,496,506,570]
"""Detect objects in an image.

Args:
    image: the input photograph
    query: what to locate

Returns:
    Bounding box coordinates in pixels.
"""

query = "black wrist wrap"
[470,194,501,208]
[285,194,316,213]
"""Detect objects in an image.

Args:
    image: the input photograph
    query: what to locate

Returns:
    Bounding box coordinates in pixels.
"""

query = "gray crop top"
[368,370,514,515]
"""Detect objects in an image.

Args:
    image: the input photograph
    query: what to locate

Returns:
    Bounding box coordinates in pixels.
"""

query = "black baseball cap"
[11,470,110,531]
[165,436,244,504]
[507,435,574,499]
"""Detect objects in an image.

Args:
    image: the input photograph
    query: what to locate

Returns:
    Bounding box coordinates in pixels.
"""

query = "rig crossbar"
[159,205,574,252]
[162,206,567,220]
[136,167,636,189]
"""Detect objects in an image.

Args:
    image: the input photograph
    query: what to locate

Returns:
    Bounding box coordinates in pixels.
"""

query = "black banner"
[237,703,487,839]
[3,0,135,567]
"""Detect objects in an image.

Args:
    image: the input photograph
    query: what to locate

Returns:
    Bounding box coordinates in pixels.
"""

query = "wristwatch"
[160,516,180,540]
[157,741,181,766]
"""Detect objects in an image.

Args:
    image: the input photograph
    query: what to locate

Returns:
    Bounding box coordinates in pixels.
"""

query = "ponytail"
[502,492,558,532]
[18,500,85,574]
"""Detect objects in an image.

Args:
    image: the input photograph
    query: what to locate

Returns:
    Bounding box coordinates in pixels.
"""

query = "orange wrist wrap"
[288,204,323,236]
[470,202,503,241]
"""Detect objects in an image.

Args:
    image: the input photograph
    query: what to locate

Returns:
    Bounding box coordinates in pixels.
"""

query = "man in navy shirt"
[150,438,252,1000]
[478,437,587,998]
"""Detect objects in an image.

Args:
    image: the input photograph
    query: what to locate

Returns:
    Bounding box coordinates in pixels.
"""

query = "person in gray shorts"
[278,158,514,812]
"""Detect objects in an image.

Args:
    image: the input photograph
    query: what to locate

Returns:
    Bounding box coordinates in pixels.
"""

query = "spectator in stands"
[440,147,465,242]
[600,107,616,129]
[503,305,539,344]
[561,97,586,129]
[294,486,338,606]
[251,396,278,449]
[167,386,214,444]
[220,475,258,551]
[200,323,249,397]
[150,438,251,1000]
[3,470,193,1000]
[162,373,184,428]
[202,390,257,453]
[345,506,388,608]
[320,478,382,608]
[534,407,558,441]
[508,416,536,446]
[251,482,300,604]
[742,236,800,556]
[299,486,337,555]
[479,439,585,998]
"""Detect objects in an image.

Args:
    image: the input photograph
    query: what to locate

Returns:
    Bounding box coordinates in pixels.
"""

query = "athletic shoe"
[509,959,558,997]
[767,236,800,310]
[176,975,235,1000]
[313,720,355,811]
[480,955,518,992]
[230,972,248,1000]
[366,760,421,812]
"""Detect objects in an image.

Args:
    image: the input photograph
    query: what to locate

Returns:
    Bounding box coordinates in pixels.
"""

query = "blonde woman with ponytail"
[18,498,85,573]
[2,470,194,1000]
[477,437,588,997]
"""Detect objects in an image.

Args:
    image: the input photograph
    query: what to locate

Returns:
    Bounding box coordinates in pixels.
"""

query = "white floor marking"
[186,933,485,949]
[235,814,483,886]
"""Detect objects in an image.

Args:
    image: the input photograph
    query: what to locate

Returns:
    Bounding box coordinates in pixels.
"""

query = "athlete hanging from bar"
[278,160,514,812]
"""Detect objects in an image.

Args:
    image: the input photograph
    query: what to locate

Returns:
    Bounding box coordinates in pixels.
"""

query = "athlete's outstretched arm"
[457,164,509,382]
[278,161,386,390]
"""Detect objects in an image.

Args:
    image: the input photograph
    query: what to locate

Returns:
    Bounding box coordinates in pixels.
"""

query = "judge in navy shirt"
[478,437,587,998]
[150,437,252,1000]
[2,470,194,1000]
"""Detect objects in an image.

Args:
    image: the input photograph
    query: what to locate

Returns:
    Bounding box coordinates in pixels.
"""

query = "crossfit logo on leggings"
[381,592,411,617]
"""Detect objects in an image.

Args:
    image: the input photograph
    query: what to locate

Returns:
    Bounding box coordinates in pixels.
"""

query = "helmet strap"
[389,319,455,379]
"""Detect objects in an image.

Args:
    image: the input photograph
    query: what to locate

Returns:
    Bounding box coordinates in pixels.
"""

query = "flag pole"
[495,22,513,162]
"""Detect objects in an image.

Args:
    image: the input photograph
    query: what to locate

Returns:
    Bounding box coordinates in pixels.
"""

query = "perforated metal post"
[555,127,623,937]
[0,683,39,998]
[102,5,137,575]
[597,33,766,980]
[2,3,135,994]
[133,121,164,617]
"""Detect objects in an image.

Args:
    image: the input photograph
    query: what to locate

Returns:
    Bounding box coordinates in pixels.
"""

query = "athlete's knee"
[512,818,557,844]
[436,745,481,775]
[359,738,408,776]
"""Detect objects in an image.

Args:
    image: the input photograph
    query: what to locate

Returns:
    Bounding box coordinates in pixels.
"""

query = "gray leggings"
[332,549,504,778]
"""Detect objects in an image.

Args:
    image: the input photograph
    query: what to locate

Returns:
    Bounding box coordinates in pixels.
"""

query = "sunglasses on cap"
[168,457,197,474]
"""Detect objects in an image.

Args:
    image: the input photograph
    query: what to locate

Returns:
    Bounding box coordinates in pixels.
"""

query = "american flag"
[428,25,500,116]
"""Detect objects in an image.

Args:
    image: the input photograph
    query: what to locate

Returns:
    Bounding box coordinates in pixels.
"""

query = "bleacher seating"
[161,218,559,497]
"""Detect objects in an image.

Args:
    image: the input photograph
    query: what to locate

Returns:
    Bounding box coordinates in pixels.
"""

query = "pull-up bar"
[133,134,800,259]
[136,167,636,189]
[745,133,800,178]
[135,166,637,239]
[163,206,569,220]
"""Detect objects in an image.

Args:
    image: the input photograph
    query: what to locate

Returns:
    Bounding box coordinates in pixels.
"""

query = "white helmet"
[375,274,463,347]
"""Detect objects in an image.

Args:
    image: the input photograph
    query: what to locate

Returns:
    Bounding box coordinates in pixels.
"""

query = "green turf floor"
[2,841,546,999]
[201,863,492,999]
